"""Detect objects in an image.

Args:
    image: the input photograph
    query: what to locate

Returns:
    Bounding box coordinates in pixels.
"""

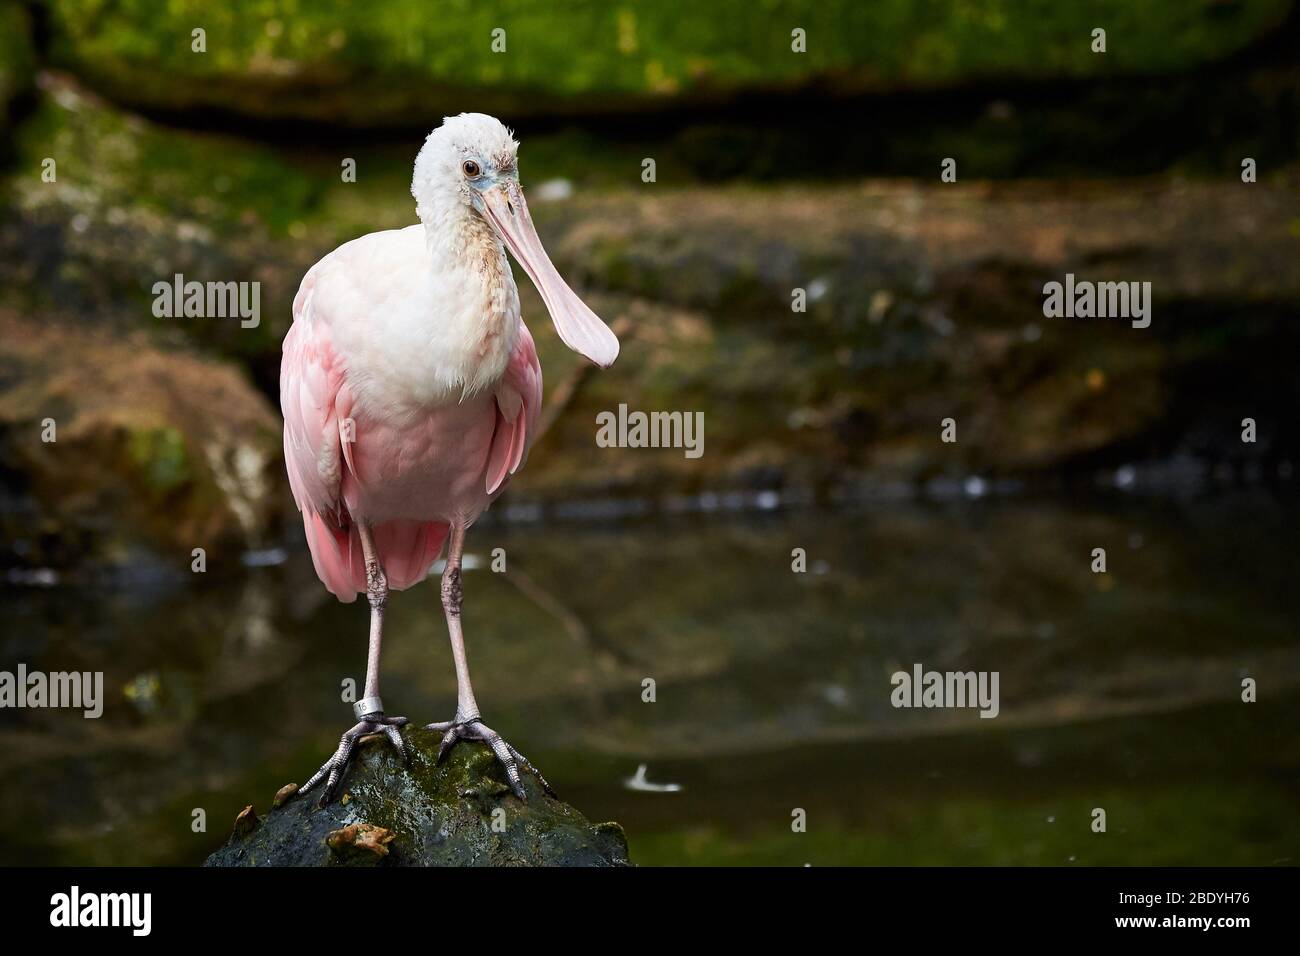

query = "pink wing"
[281,263,451,603]
[485,319,543,495]
[281,265,365,599]
[282,268,342,519]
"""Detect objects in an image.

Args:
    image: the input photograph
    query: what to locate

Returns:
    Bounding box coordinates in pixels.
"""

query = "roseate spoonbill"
[280,113,618,804]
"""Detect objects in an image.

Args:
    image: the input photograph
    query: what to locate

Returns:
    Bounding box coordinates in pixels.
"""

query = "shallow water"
[1,491,1297,866]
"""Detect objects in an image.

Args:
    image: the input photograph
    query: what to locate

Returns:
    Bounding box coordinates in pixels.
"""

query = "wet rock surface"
[204,731,631,867]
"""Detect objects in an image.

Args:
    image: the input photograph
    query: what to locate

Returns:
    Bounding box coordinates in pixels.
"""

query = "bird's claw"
[424,717,555,801]
[300,712,410,807]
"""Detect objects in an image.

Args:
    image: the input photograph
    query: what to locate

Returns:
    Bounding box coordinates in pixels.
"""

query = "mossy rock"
[42,0,1294,126]
[521,176,1300,495]
[204,731,631,867]
[0,309,283,570]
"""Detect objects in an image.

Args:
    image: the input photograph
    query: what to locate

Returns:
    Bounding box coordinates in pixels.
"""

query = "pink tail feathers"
[302,512,449,602]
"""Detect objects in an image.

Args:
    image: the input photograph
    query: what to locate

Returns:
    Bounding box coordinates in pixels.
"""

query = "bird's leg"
[299,523,409,807]
[425,524,554,801]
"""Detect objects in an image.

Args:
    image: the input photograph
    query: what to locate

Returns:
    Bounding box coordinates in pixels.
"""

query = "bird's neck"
[417,205,520,398]
[420,200,497,262]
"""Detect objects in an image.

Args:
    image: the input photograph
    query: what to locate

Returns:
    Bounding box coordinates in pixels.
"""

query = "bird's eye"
[462,160,481,177]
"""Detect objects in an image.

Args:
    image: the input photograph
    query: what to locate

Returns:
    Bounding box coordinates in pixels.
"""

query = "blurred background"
[1,1,1298,865]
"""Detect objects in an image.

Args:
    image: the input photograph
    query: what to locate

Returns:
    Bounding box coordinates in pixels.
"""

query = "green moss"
[42,0,1294,124]
[8,86,321,238]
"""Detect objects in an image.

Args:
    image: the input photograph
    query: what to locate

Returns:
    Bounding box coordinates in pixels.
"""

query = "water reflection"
[1,492,1297,865]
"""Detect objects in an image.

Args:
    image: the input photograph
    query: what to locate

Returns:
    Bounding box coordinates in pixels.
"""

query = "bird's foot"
[300,697,409,807]
[425,716,554,801]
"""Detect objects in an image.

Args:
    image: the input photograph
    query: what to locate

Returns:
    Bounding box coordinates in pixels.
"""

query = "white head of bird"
[412,112,619,369]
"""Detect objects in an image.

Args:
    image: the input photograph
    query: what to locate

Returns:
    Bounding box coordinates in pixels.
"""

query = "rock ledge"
[204,730,630,867]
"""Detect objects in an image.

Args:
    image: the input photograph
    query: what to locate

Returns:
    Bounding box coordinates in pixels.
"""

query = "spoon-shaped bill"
[481,183,620,368]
